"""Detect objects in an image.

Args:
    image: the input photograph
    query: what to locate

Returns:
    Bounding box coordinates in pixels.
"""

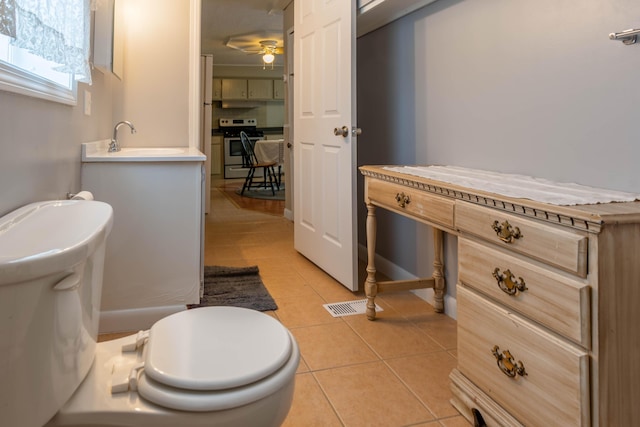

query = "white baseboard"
[99,305,186,333]
[357,243,457,319]
[284,208,293,221]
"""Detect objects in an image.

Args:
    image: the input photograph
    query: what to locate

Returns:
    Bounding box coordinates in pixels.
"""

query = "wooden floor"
[215,177,285,216]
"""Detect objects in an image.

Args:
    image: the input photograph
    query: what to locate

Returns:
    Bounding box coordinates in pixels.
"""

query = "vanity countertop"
[82,140,205,162]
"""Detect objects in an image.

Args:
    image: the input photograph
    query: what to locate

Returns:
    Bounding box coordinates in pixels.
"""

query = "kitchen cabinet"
[212,78,222,100]
[221,79,247,99]
[273,79,285,99]
[248,79,274,100]
[217,78,284,100]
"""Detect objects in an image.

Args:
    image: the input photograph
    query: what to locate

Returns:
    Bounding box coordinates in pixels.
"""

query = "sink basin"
[81,141,206,163]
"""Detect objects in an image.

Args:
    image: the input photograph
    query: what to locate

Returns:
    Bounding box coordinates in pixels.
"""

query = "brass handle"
[334,126,349,137]
[395,192,410,208]
[492,268,527,296]
[492,345,527,379]
[491,220,523,243]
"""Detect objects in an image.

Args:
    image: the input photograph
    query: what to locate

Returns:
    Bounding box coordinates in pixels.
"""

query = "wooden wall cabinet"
[221,79,247,99]
[212,78,222,100]
[216,78,284,101]
[248,79,273,100]
[274,79,285,100]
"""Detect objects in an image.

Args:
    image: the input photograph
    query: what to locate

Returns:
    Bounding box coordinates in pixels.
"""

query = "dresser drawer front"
[367,179,454,228]
[457,286,590,426]
[458,238,590,347]
[455,202,588,277]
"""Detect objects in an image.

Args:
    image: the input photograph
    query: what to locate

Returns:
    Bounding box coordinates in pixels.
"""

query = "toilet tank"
[0,200,113,427]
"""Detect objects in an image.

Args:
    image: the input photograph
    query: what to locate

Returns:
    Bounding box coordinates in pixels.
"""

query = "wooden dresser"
[359,165,640,426]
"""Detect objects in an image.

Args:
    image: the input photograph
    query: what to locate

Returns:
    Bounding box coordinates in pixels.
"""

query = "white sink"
[81,140,205,162]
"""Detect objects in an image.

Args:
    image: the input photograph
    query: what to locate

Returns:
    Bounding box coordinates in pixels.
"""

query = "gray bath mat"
[188,265,277,311]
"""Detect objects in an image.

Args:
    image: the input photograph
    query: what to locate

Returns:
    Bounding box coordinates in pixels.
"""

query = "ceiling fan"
[225,33,284,68]
[255,40,283,63]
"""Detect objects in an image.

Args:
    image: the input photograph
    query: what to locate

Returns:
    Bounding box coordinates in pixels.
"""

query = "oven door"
[223,136,264,179]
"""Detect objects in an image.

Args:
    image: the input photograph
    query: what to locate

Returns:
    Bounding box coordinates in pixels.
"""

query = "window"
[0,0,92,105]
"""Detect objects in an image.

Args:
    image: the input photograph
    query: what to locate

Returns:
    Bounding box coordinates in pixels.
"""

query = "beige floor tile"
[307,274,366,303]
[438,415,473,426]
[386,352,459,419]
[282,373,343,427]
[376,291,440,317]
[292,322,379,371]
[344,305,445,359]
[274,291,342,328]
[296,356,310,374]
[314,361,434,427]
[410,311,459,350]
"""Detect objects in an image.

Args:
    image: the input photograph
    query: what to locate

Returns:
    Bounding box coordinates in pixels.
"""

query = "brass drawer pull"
[395,192,411,208]
[492,345,527,379]
[492,268,527,296]
[491,220,523,243]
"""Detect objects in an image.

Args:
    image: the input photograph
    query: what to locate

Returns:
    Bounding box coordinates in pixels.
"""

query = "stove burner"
[219,118,263,138]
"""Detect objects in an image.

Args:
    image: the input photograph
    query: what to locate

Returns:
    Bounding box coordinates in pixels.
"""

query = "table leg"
[365,202,378,320]
[433,228,445,313]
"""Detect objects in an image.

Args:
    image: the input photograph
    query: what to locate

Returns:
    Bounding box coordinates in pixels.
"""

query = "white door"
[200,54,213,214]
[293,0,358,291]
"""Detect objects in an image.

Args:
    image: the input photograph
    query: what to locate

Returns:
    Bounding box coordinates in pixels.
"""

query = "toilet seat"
[127,307,296,412]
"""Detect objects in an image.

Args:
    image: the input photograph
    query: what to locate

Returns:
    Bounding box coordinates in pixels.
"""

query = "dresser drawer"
[458,238,590,347]
[367,179,454,229]
[455,202,588,277]
[457,286,590,426]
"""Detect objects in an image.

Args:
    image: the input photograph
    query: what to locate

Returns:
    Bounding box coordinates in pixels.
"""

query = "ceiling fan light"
[263,53,275,64]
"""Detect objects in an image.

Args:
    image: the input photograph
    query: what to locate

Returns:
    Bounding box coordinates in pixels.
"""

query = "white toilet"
[0,200,299,427]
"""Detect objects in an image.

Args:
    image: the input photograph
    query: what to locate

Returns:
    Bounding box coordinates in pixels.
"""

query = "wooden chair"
[239,131,278,196]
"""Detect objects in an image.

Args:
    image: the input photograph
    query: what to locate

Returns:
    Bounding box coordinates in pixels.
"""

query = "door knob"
[352,127,362,136]
[334,126,349,137]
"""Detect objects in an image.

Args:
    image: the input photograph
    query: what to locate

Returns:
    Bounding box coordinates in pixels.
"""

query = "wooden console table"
[359,165,640,426]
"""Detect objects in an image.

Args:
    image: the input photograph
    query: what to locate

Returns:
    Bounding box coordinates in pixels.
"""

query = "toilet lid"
[144,306,292,391]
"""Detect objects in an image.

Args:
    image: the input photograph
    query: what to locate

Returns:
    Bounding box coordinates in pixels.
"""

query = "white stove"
[220,118,264,179]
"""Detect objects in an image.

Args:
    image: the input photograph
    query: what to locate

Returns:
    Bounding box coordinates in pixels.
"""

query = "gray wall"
[357,0,640,313]
[0,71,115,216]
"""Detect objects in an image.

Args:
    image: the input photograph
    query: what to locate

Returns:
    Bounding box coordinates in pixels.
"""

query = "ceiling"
[200,0,438,67]
[201,0,290,67]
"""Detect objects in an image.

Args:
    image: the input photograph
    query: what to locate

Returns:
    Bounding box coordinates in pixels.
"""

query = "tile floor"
[100,180,470,427]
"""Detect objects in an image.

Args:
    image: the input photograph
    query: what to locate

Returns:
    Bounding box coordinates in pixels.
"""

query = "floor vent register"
[323,299,383,318]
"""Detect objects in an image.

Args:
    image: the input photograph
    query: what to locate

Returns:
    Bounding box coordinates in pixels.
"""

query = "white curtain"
[0,0,16,38]
[1,0,91,84]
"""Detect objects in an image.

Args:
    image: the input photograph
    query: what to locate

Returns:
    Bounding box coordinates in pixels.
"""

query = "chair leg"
[264,167,275,196]
[241,168,255,195]
[275,165,282,190]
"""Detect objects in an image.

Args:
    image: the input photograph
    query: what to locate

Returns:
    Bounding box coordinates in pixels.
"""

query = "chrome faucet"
[108,121,137,152]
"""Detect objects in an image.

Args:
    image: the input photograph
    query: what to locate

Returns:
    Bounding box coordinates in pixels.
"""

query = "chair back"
[240,131,258,167]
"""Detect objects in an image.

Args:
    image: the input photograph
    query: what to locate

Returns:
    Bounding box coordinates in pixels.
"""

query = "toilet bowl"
[46,306,300,427]
[0,200,298,427]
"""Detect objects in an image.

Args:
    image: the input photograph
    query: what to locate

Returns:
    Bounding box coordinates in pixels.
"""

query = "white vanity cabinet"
[81,145,204,333]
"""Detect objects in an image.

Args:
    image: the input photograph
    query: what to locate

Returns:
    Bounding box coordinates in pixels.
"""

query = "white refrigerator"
[200,54,213,214]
